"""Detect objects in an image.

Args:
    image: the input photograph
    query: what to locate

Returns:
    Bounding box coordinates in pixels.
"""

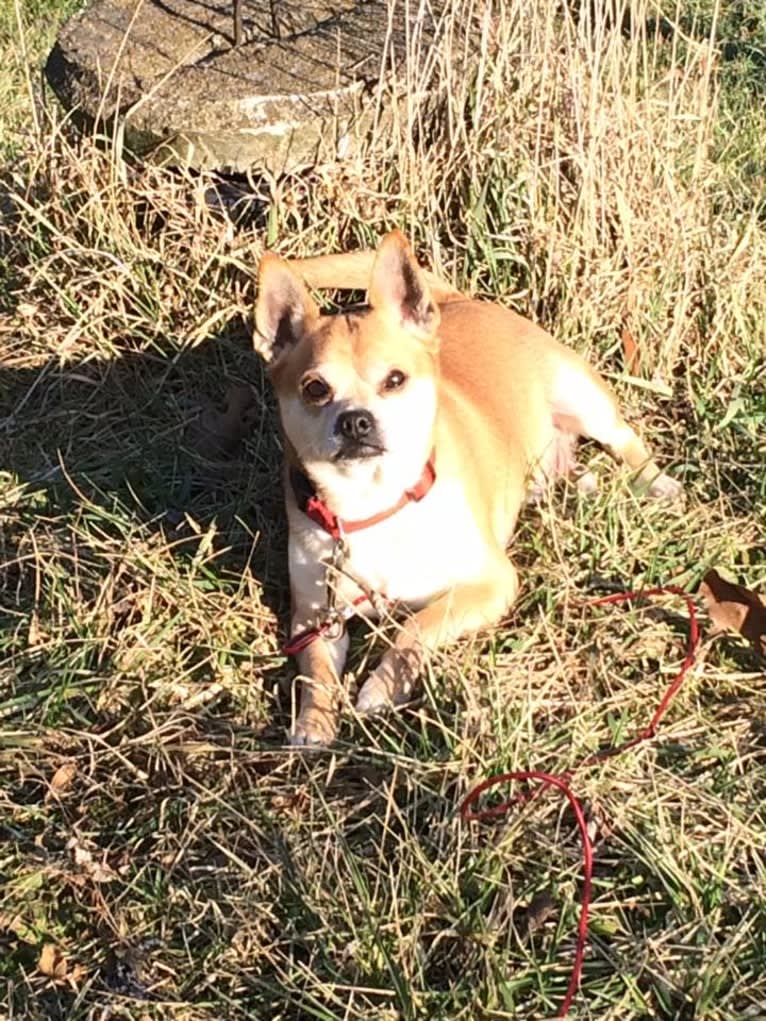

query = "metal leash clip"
[315,608,346,642]
[327,523,389,620]
[284,528,388,656]
[335,561,387,617]
[316,531,350,642]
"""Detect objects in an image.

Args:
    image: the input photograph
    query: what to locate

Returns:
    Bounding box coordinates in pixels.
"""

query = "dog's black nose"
[335,409,375,441]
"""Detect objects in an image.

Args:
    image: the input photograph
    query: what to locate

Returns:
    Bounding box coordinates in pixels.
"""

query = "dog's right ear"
[254,253,319,364]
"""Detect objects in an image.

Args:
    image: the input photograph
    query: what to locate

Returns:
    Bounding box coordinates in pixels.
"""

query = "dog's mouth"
[333,440,386,462]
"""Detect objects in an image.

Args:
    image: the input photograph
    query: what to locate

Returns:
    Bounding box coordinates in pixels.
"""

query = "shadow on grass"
[0,319,301,735]
[0,292,486,1021]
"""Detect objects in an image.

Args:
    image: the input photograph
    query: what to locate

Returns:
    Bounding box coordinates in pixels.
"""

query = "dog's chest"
[296,479,491,611]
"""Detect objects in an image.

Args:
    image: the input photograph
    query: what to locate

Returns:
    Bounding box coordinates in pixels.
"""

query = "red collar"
[290,453,436,541]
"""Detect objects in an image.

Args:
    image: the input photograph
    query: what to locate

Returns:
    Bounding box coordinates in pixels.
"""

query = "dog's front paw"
[356,665,415,716]
[646,472,683,502]
[289,706,338,747]
[575,468,599,496]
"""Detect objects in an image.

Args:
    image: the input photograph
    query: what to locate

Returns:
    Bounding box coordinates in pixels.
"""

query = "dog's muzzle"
[334,408,384,460]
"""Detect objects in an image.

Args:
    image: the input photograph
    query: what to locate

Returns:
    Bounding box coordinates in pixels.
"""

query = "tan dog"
[254,231,680,745]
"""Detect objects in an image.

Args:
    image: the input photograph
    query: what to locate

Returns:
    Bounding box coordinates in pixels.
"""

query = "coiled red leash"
[460,586,700,1018]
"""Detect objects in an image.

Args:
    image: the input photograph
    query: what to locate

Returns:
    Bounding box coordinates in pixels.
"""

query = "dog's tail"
[288,251,463,303]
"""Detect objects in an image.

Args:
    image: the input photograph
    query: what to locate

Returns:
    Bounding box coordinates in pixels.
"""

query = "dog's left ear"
[254,253,319,364]
[368,230,440,347]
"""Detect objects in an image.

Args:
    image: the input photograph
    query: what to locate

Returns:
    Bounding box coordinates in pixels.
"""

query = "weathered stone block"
[45,0,439,173]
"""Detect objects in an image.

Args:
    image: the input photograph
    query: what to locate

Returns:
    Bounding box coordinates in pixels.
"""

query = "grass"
[1,0,765,1018]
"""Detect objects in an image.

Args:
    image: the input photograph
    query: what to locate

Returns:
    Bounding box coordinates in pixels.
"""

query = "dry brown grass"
[1,0,765,1018]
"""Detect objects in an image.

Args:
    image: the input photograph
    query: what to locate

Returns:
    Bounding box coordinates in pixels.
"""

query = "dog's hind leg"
[288,248,462,304]
[550,356,682,500]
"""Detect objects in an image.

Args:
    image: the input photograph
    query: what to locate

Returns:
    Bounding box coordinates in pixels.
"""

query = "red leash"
[460,586,700,1018]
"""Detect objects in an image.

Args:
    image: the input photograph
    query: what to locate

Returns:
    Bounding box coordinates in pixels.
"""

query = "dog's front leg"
[286,526,351,746]
[289,613,349,746]
[356,559,519,715]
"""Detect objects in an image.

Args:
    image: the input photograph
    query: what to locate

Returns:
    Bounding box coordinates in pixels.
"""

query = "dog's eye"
[302,376,332,405]
[382,369,407,392]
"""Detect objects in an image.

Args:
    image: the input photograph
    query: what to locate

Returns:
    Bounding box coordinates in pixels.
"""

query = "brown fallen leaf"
[186,382,259,459]
[27,609,44,647]
[46,761,77,800]
[699,569,766,656]
[517,889,558,937]
[621,326,641,374]
[67,837,118,883]
[38,942,67,979]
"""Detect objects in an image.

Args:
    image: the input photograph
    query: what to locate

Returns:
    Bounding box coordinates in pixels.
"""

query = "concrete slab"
[45,0,439,173]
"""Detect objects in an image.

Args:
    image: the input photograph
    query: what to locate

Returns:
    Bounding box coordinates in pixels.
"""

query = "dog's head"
[254,231,440,498]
